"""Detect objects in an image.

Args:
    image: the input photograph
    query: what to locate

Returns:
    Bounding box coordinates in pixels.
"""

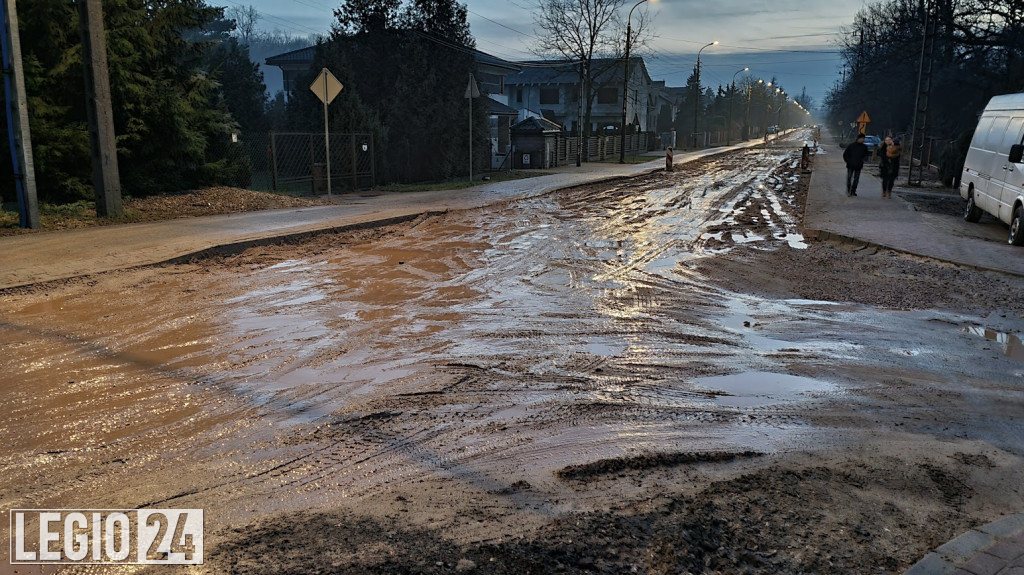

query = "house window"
[539,87,559,105]
[597,87,618,105]
[516,87,523,103]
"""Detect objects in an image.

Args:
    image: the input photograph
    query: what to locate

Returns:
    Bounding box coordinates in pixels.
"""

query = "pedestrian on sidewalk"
[879,136,902,198]
[843,133,870,197]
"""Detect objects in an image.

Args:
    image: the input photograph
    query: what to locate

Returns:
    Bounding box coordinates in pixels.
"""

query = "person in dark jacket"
[878,136,902,198]
[843,133,870,196]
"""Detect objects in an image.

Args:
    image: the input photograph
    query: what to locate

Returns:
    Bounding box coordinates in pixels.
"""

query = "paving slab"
[804,134,1024,277]
[905,516,1024,575]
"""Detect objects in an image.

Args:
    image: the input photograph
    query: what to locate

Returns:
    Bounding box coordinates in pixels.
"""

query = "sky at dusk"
[223,0,877,108]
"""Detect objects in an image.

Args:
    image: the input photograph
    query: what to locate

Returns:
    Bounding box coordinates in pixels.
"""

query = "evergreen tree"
[205,36,268,134]
[393,0,481,182]
[8,0,267,201]
[315,0,480,184]
[332,0,402,36]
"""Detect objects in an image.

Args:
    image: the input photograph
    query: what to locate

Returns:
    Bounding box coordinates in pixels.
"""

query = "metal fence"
[220,132,376,195]
[553,133,650,165]
[907,135,959,185]
[222,131,651,193]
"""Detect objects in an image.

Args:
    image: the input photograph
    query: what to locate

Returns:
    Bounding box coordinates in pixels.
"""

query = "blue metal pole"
[0,0,28,227]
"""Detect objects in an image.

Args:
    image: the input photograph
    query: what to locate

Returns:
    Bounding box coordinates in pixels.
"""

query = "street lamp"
[744,79,764,140]
[771,88,781,129]
[619,0,654,163]
[726,66,748,145]
[691,40,717,148]
[763,87,779,139]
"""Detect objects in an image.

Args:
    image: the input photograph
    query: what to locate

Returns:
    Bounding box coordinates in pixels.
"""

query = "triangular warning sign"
[464,74,480,99]
[856,110,871,123]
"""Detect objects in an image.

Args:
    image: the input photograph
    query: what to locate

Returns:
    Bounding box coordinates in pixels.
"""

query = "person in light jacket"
[843,133,870,197]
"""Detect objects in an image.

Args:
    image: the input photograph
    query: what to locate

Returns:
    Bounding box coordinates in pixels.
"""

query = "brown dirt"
[0,187,332,236]
[3,142,1023,575]
[197,151,1024,574]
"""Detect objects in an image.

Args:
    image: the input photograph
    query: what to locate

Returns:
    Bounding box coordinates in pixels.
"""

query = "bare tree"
[534,0,642,137]
[227,4,260,44]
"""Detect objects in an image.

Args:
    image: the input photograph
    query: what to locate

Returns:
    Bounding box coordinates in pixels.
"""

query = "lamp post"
[691,40,717,148]
[776,90,785,133]
[726,66,747,145]
[766,88,780,136]
[744,79,763,140]
[619,0,651,163]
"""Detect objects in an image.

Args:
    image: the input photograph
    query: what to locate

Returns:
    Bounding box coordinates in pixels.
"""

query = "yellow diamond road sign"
[856,111,871,123]
[311,68,343,105]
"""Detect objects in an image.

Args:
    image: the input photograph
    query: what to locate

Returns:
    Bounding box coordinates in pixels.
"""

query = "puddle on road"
[694,371,838,408]
[964,327,1024,362]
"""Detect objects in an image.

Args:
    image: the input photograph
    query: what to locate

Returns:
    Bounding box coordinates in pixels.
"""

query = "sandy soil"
[2,139,1023,574]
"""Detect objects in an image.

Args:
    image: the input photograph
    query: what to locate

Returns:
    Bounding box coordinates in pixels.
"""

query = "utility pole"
[77,0,123,217]
[1,0,39,228]
[692,41,716,149]
[577,61,584,167]
[907,0,936,186]
[620,0,648,163]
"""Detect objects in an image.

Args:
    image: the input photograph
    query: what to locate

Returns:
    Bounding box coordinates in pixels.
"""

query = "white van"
[960,92,1024,245]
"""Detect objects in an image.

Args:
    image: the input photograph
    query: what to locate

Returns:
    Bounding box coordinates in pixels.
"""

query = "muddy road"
[2,132,1023,574]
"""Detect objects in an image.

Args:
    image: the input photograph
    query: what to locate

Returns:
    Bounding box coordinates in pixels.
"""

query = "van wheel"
[964,194,983,223]
[1010,205,1024,246]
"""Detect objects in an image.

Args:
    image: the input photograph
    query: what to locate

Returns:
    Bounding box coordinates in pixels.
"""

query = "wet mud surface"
[2,131,1023,574]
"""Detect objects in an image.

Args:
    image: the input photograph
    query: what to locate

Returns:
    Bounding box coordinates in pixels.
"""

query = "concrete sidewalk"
[802,136,1024,575]
[0,156,668,290]
[1,142,778,291]
[804,135,1024,277]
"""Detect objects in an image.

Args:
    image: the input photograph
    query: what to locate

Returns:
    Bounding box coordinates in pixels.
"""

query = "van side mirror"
[1010,144,1024,164]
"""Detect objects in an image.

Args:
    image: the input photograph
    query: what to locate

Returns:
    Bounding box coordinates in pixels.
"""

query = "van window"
[971,117,993,155]
[988,116,1011,150]
[1010,117,1024,148]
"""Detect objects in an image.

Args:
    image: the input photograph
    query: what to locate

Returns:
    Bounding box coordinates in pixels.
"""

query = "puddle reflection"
[694,371,838,407]
[964,327,1024,362]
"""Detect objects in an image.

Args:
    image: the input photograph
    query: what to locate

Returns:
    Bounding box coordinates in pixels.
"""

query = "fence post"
[350,134,357,190]
[309,133,316,193]
[270,132,278,191]
[370,133,376,188]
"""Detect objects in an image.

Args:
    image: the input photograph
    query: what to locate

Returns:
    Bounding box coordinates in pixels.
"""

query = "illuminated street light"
[619,0,656,163]
[744,79,764,140]
[726,66,748,145]
[692,40,717,148]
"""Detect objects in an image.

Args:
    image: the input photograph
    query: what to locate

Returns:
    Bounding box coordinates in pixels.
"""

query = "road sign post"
[465,74,480,182]
[310,68,343,198]
[856,110,871,135]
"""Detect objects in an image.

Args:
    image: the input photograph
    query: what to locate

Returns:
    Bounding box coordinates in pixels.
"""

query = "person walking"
[843,133,870,197]
[879,136,902,198]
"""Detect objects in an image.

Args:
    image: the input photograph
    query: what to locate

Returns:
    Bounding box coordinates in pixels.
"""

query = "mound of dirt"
[0,187,331,236]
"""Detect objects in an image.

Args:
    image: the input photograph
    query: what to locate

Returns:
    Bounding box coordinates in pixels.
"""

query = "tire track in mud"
[7,136,1024,573]
[163,143,833,515]
[0,134,928,544]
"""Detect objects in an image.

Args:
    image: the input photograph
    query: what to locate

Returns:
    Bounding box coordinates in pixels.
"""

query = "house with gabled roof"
[504,57,655,137]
